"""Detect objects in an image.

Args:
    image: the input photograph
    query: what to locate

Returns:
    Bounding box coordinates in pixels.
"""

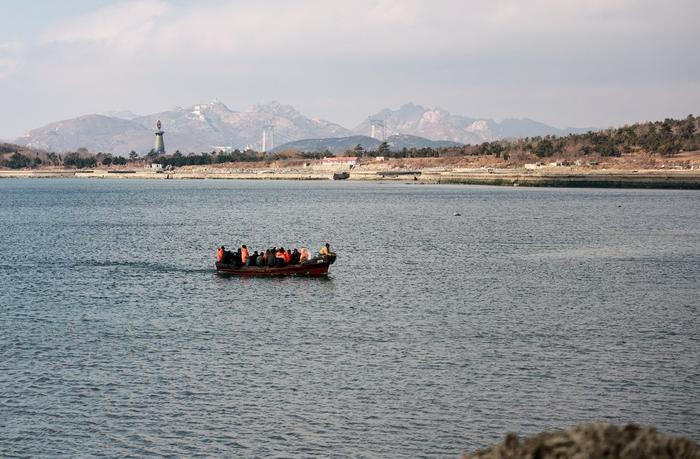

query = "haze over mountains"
[15,101,591,154]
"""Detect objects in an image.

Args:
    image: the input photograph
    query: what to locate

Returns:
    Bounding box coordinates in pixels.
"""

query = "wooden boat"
[216,254,336,277]
[332,172,350,180]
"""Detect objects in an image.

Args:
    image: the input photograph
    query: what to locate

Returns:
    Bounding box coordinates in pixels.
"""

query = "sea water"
[1,179,698,457]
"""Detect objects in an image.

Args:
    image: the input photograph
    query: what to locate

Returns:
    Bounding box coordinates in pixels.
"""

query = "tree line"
[346,115,699,160]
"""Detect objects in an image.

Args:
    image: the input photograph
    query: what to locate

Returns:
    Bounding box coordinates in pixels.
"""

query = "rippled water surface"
[1,179,699,457]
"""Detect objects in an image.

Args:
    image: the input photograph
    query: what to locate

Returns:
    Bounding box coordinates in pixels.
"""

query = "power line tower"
[261,125,275,152]
[370,119,386,141]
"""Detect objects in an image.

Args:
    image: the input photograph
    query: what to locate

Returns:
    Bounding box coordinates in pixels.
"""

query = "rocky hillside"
[0,142,56,168]
[16,115,150,154]
[354,103,588,144]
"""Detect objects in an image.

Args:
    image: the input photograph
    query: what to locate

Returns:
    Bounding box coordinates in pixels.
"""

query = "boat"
[332,172,350,180]
[216,254,336,277]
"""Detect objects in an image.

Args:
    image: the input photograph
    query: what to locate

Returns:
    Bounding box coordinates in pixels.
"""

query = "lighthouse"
[154,119,165,154]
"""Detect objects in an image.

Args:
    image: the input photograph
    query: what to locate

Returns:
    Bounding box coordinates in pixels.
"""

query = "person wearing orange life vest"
[284,249,291,264]
[240,245,249,265]
[217,246,225,263]
[275,247,286,266]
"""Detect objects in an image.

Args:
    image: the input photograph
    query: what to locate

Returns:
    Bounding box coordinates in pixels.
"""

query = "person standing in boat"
[275,247,287,266]
[217,246,225,263]
[241,245,249,266]
[300,247,310,262]
[319,243,331,256]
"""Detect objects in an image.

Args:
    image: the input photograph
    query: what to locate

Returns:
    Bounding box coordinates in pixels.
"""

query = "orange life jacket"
[216,247,224,262]
[284,251,291,263]
[241,247,249,264]
[275,250,285,259]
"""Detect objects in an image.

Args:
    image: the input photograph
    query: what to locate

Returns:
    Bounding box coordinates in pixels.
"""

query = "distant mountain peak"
[252,101,301,118]
[398,102,424,111]
[191,100,231,112]
[103,110,140,120]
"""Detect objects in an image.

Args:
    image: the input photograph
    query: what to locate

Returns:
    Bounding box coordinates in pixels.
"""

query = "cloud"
[30,0,699,67]
[0,0,698,138]
[40,1,169,45]
[0,40,24,79]
[39,0,170,58]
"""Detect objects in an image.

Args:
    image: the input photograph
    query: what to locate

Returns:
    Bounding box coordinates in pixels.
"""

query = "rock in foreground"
[463,423,700,459]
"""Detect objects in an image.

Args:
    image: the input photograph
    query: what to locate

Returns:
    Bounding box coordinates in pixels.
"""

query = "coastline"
[2,165,700,189]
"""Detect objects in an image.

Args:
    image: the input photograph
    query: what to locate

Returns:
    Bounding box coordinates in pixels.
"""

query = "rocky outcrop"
[463,423,700,459]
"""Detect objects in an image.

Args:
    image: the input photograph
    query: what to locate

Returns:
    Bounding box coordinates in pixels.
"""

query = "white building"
[321,156,358,167]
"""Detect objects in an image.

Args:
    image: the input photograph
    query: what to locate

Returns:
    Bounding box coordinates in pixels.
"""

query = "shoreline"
[2,166,700,189]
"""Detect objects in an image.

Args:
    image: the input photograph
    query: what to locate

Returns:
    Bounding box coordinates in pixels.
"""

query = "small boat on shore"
[216,254,336,277]
[332,172,350,180]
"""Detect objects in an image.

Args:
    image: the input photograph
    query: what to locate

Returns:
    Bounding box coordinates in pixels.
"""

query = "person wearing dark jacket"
[248,251,258,267]
[275,247,286,266]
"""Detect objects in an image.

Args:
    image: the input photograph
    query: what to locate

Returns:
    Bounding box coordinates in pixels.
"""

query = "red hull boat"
[215,254,335,277]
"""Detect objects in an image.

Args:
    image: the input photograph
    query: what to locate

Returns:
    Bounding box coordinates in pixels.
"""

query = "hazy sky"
[1,0,698,139]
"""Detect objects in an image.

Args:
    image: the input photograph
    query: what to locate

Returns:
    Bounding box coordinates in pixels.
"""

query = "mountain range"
[14,101,591,154]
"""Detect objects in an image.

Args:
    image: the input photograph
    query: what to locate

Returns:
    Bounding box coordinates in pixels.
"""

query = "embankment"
[2,167,700,189]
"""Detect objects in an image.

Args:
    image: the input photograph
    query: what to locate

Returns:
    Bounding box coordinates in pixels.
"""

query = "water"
[1,179,698,457]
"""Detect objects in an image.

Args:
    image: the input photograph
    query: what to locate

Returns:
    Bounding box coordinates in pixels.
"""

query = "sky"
[0,0,698,139]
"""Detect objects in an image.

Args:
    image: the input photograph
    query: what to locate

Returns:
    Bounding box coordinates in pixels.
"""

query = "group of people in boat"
[216,243,332,268]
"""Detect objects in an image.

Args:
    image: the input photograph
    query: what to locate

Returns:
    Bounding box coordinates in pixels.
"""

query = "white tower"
[370,119,386,141]
[261,125,275,152]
